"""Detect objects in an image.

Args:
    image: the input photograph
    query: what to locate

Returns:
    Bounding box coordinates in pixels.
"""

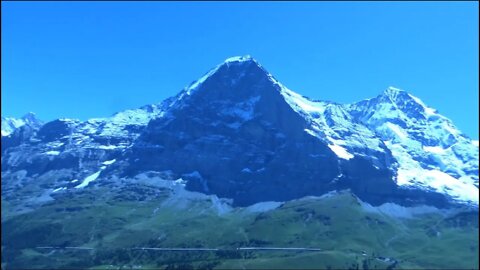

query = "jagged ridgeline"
[1,56,478,269]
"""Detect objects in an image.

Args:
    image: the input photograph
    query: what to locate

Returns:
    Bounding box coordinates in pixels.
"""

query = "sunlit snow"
[328,144,354,160]
[407,93,436,116]
[45,151,60,156]
[386,140,478,204]
[74,170,102,189]
[52,187,67,193]
[423,146,446,154]
[98,145,118,150]
[102,159,117,165]
[281,88,325,114]
[385,122,408,140]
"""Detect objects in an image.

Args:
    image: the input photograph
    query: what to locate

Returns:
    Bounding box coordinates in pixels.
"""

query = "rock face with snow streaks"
[346,87,478,204]
[1,56,478,209]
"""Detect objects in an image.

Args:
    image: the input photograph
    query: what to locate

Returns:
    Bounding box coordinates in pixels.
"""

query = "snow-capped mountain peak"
[21,112,40,123]
[381,86,438,119]
[1,112,43,136]
[347,87,478,205]
[184,55,261,96]
[383,86,405,97]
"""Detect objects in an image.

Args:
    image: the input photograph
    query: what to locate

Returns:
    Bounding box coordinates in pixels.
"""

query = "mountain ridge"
[1,56,478,208]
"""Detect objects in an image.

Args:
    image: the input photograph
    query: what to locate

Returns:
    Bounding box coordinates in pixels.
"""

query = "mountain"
[347,87,478,204]
[2,55,477,208]
[1,112,43,136]
[2,56,478,269]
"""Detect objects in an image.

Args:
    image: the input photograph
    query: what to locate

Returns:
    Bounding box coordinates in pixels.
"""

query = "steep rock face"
[117,57,340,205]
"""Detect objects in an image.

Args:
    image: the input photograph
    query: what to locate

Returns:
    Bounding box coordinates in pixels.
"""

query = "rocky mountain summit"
[2,56,478,209]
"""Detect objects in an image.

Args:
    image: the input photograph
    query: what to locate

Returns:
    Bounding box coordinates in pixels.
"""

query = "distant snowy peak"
[350,86,474,152]
[352,86,436,123]
[1,119,22,136]
[348,86,468,146]
[1,112,43,136]
[382,86,438,119]
[21,112,40,123]
[347,86,478,205]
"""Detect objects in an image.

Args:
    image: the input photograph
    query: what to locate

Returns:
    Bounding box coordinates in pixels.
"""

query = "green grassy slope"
[1,184,478,269]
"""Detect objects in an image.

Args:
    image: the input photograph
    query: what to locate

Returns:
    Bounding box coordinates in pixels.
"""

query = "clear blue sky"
[2,1,478,138]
